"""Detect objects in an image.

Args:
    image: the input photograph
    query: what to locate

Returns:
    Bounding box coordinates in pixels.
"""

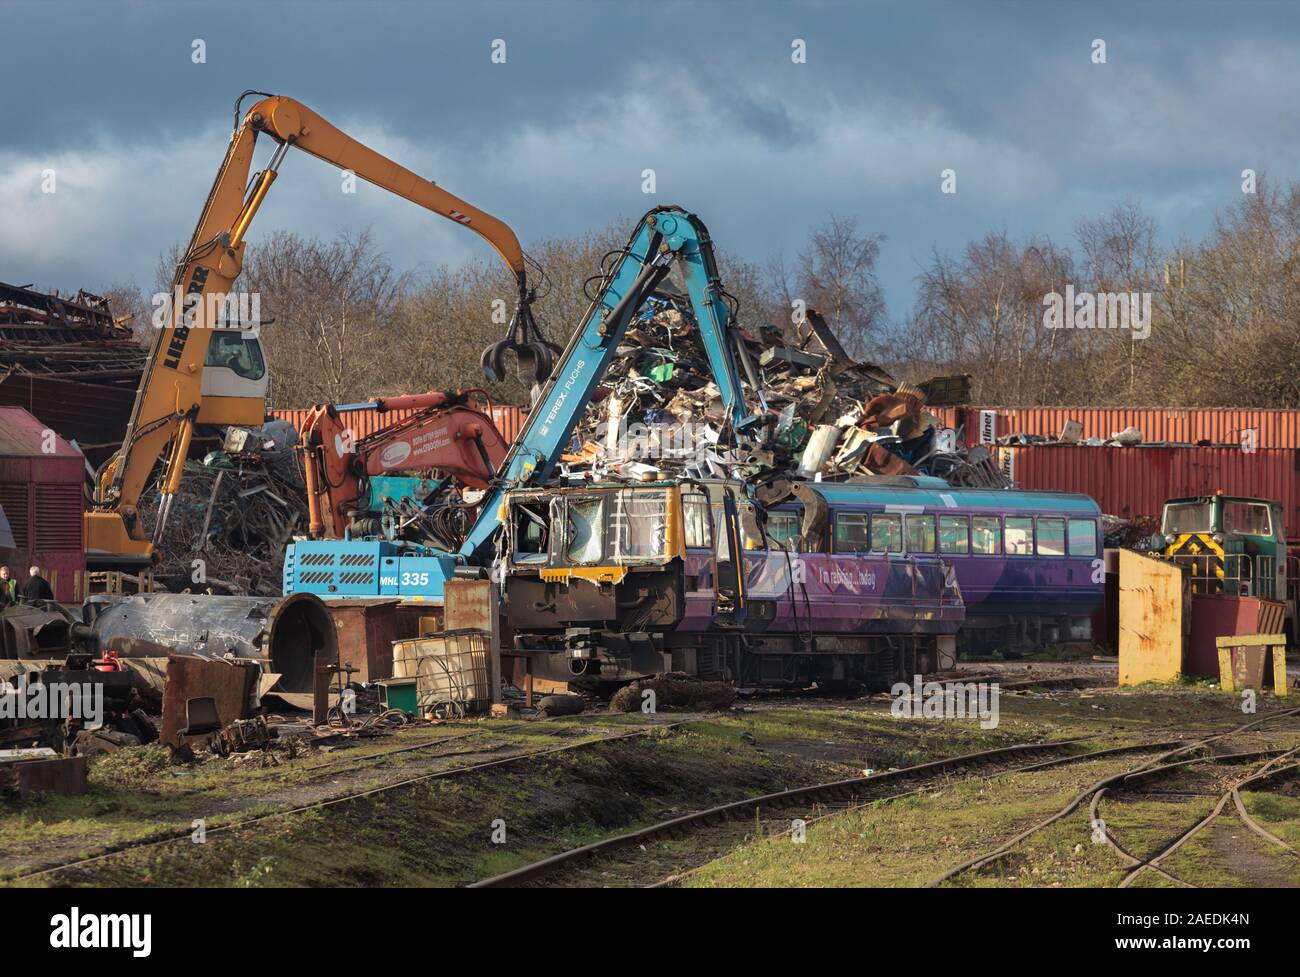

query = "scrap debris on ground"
[609,672,738,713]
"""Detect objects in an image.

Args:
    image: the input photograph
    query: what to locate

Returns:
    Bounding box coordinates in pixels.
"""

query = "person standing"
[20,565,53,602]
[0,566,15,606]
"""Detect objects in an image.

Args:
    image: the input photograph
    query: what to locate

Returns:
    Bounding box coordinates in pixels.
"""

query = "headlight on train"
[1212,533,1225,544]
[1164,534,1175,547]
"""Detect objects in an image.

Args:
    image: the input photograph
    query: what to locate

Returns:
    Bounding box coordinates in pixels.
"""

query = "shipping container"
[272,403,526,444]
[997,444,1300,540]
[933,406,1300,450]
[0,407,87,601]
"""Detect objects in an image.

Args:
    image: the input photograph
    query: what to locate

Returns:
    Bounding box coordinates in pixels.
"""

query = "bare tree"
[773,215,887,356]
[903,232,1080,404]
[241,228,409,406]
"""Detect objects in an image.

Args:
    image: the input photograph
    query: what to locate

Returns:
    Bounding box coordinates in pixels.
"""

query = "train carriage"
[763,477,1104,656]
[501,479,964,691]
[499,475,1103,692]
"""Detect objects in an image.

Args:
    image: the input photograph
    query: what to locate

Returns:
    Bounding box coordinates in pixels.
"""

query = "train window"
[511,500,550,564]
[1068,518,1097,556]
[834,513,871,552]
[565,497,605,565]
[972,516,1001,555]
[1005,517,1034,555]
[871,513,903,553]
[612,491,668,560]
[1162,502,1211,535]
[767,510,802,550]
[1223,502,1272,537]
[939,515,969,554]
[683,493,712,549]
[905,514,936,553]
[1036,518,1066,556]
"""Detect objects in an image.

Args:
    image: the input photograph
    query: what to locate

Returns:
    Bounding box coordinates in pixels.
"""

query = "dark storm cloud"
[2,0,1298,318]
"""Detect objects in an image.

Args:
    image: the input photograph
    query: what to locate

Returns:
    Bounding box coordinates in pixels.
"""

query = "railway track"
[469,737,1175,888]
[1103,745,1300,887]
[167,712,632,800]
[926,706,1300,888]
[7,716,692,885]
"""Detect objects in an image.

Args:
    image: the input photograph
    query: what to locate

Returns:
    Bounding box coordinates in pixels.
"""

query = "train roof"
[502,475,1100,515]
[796,479,1102,515]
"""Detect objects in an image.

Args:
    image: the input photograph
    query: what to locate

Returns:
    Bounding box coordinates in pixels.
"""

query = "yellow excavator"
[87,91,540,568]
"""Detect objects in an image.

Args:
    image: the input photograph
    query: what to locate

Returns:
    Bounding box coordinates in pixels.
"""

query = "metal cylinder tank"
[82,592,337,693]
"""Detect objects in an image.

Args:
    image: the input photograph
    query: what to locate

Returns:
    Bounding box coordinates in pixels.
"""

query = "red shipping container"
[0,407,86,601]
[996,444,1300,540]
[934,406,1300,450]
[273,403,526,444]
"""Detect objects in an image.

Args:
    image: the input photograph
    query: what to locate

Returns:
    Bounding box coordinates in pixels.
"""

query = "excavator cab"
[197,326,269,426]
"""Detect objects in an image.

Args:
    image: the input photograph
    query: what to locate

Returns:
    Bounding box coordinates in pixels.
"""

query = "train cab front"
[500,484,686,688]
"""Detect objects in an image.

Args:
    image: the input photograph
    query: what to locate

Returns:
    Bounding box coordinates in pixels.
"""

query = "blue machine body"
[283,206,757,601]
[283,538,456,602]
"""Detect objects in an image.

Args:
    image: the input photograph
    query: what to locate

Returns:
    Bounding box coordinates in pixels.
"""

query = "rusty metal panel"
[937,406,1300,449]
[997,445,1300,540]
[1187,595,1271,678]
[159,656,258,748]
[1118,549,1188,686]
[9,755,88,795]
[323,598,435,683]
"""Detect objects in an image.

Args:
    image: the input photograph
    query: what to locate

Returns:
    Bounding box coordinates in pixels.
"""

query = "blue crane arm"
[458,205,760,559]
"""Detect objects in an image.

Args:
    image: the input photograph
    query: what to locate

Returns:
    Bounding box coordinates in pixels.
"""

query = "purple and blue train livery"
[500,475,1103,690]
[763,477,1104,656]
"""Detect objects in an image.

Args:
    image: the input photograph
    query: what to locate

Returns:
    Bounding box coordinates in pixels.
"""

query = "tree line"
[102,178,1300,410]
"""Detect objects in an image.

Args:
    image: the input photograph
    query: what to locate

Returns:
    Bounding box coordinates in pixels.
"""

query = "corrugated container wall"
[933,406,1300,449]
[272,404,526,444]
[0,407,86,601]
[997,445,1300,540]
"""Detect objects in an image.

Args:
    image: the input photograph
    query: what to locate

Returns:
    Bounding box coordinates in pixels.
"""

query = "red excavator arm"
[298,390,509,539]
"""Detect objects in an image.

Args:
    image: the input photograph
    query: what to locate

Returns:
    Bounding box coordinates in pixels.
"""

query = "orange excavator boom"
[298,390,509,540]
[86,92,534,565]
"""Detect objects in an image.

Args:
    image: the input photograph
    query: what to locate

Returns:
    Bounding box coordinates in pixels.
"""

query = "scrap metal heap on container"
[0,281,146,468]
[0,280,142,382]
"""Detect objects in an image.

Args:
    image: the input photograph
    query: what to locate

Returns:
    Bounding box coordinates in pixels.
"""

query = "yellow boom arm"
[87,93,530,563]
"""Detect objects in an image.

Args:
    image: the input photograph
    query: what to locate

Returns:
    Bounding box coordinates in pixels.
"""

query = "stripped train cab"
[501,478,967,691]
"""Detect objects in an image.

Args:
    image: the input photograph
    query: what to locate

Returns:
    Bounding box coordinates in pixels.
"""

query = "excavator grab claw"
[481,288,559,386]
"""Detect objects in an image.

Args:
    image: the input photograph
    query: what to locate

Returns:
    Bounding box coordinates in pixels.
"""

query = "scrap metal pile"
[0,280,144,385]
[0,281,146,467]
[138,421,309,595]
[558,294,1007,487]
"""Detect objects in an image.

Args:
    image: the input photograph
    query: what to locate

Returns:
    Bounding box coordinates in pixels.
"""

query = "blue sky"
[1,0,1296,321]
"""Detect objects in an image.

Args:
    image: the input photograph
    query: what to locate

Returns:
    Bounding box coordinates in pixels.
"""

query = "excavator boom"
[298,390,508,539]
[284,205,765,602]
[86,92,533,565]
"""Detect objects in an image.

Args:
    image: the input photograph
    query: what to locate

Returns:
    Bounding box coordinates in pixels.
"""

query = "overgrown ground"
[2,675,1297,888]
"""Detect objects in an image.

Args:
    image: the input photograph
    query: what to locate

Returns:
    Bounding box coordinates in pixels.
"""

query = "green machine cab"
[1159,494,1287,606]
